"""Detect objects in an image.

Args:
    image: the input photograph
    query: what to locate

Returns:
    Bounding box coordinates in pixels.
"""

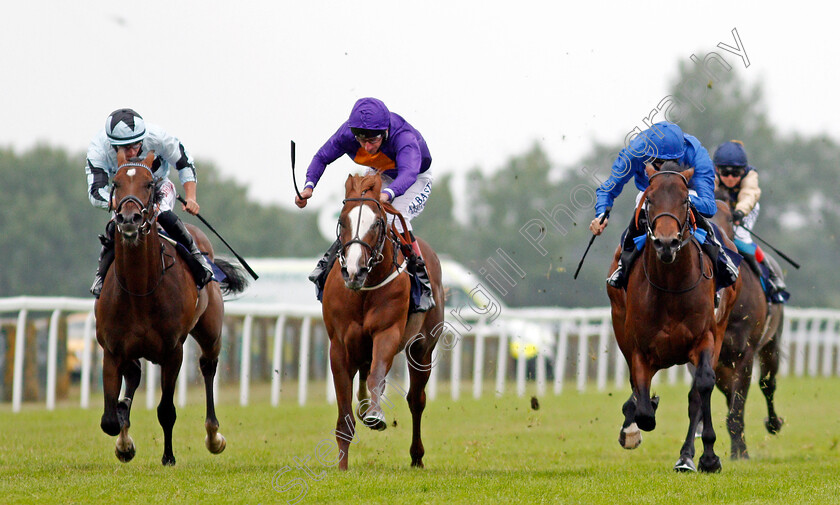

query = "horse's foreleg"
[619,391,642,450]
[100,351,122,438]
[362,328,401,431]
[696,347,722,473]
[630,353,657,432]
[157,346,183,466]
[758,329,784,435]
[675,378,702,472]
[329,339,355,471]
[406,341,432,468]
[115,359,142,463]
[199,355,226,454]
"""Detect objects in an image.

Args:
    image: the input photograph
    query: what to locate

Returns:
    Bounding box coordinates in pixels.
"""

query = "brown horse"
[608,163,739,473]
[323,173,444,470]
[95,150,248,465]
[711,199,784,459]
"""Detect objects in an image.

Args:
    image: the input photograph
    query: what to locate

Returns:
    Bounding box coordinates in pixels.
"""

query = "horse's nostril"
[653,238,662,249]
[115,214,125,224]
[670,238,680,249]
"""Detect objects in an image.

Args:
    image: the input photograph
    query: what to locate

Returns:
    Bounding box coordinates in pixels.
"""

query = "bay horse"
[711,199,784,459]
[95,150,248,465]
[607,162,739,473]
[323,173,444,470]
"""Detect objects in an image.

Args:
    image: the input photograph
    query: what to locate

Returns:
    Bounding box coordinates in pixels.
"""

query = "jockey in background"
[589,121,740,292]
[295,97,435,312]
[86,108,213,297]
[713,140,788,302]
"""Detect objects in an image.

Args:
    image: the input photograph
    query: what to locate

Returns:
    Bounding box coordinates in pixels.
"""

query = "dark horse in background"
[711,198,784,459]
[323,173,445,470]
[95,150,248,465]
[608,163,740,472]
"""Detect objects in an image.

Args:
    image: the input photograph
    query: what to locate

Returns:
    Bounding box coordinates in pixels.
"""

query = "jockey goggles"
[717,166,745,177]
[351,127,385,142]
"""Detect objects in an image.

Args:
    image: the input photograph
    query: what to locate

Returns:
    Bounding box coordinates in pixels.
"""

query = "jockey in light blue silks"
[588,122,740,295]
[295,97,435,312]
[86,108,213,297]
[713,140,788,303]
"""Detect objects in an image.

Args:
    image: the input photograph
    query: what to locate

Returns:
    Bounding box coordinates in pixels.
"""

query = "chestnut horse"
[323,174,444,470]
[95,150,248,465]
[711,199,784,459]
[608,163,739,473]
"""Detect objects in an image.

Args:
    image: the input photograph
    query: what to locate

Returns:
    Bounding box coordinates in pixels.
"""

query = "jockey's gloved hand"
[732,209,745,225]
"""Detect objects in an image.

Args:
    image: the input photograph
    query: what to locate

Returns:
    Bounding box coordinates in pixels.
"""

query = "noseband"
[338,196,388,271]
[643,170,692,251]
[111,162,157,236]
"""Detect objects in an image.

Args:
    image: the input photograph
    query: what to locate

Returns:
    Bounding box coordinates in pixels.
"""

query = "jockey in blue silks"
[589,122,740,292]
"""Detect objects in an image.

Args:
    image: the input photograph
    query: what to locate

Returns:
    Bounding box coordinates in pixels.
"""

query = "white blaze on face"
[344,204,377,278]
[126,168,136,177]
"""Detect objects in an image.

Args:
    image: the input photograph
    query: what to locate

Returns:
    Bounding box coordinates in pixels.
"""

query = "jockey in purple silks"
[295,97,435,312]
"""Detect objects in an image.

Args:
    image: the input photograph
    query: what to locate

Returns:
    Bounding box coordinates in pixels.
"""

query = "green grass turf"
[1,377,839,504]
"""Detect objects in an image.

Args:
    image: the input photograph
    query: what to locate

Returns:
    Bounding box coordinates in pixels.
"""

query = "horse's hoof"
[730,450,749,461]
[205,433,227,454]
[115,441,136,463]
[765,416,784,435]
[699,454,722,473]
[161,454,176,466]
[674,456,697,473]
[635,414,656,432]
[618,423,642,450]
[363,411,387,431]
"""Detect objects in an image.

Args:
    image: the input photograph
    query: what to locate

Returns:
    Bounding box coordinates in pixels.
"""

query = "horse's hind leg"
[192,299,227,455]
[759,329,784,434]
[199,353,226,454]
[157,346,183,466]
[115,359,142,463]
[406,340,433,468]
[727,351,755,460]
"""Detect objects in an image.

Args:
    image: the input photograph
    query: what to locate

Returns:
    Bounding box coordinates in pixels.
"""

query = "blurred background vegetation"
[1,62,836,307]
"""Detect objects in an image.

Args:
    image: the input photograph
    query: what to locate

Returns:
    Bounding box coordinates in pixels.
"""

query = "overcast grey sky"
[2,1,838,209]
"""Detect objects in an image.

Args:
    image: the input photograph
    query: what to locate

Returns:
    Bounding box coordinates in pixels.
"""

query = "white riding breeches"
[734,202,759,244]
[366,169,434,234]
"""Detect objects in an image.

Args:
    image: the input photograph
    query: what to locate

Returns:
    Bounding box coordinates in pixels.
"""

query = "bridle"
[111,161,158,236]
[338,196,389,272]
[110,161,169,296]
[640,170,712,293]
[642,170,692,253]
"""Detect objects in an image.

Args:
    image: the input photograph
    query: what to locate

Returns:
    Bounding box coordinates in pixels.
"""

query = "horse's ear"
[345,174,355,194]
[371,173,382,194]
[143,151,156,168]
[683,167,695,181]
[645,164,656,178]
[117,148,127,167]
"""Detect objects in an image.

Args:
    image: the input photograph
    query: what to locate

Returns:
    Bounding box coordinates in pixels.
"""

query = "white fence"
[1,296,839,413]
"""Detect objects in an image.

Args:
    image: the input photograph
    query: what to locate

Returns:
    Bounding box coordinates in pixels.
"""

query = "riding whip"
[574,207,611,280]
[177,195,259,280]
[291,140,303,200]
[744,227,800,270]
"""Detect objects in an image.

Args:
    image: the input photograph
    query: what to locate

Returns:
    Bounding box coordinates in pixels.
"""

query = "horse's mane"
[659,160,690,173]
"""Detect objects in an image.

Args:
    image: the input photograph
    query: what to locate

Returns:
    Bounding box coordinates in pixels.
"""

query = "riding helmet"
[713,140,748,167]
[106,108,147,145]
[348,98,390,139]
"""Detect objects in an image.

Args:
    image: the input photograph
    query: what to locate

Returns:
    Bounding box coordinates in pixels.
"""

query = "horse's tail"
[215,257,250,295]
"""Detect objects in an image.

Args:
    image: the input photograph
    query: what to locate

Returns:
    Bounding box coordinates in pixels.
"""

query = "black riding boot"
[157,210,213,288]
[760,257,787,293]
[309,240,342,301]
[90,221,116,298]
[407,243,435,312]
[607,216,644,289]
[741,252,762,279]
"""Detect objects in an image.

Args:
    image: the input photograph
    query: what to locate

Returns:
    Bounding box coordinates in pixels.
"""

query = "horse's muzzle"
[341,266,368,290]
[115,211,143,239]
[653,236,681,264]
